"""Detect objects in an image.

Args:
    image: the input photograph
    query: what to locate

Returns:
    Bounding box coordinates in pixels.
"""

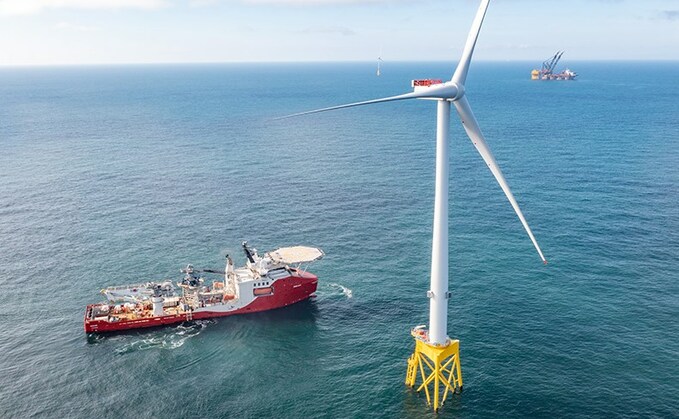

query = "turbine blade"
[454,96,547,263]
[276,91,425,119]
[452,0,491,84]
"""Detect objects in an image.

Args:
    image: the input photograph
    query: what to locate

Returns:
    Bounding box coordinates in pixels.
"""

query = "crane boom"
[551,51,564,72]
[540,51,565,75]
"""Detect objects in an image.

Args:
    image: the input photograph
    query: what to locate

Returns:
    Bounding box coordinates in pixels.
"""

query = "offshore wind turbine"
[280,0,546,411]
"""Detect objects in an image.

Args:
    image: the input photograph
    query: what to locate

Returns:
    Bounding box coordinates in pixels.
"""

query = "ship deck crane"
[532,51,576,80]
[541,51,564,75]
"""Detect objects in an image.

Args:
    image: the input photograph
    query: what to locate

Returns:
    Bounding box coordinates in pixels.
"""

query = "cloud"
[189,0,219,6]
[251,0,381,2]
[0,0,167,16]
[1,0,410,15]
[660,10,679,21]
[300,25,356,36]
[55,21,98,31]
[215,0,399,4]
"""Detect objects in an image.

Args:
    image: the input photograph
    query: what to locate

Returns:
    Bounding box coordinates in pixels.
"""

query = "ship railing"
[102,282,153,291]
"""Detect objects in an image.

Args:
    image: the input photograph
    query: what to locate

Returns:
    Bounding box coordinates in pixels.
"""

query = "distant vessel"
[531,51,577,80]
[84,242,324,333]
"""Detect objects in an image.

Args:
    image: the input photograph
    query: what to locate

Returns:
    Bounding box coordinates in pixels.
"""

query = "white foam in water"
[114,321,209,354]
[328,282,353,299]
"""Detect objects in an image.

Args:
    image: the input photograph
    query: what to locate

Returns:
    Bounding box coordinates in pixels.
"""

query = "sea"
[0,61,677,418]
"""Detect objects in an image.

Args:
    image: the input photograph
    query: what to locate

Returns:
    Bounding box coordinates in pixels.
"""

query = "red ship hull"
[85,272,318,333]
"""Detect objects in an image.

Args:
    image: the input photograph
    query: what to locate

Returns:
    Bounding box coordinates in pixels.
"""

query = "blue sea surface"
[0,62,677,418]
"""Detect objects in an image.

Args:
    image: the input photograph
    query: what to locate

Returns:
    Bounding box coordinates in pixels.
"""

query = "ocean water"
[0,61,677,418]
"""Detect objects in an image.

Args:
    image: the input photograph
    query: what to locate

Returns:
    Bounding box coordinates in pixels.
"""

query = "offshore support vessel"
[84,242,324,333]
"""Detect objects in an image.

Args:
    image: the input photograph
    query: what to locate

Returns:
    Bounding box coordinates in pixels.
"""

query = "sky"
[0,0,677,66]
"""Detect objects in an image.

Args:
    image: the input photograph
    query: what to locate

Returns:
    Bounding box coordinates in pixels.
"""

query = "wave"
[327,282,353,299]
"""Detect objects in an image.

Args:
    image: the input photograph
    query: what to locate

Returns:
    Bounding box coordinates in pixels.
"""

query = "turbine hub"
[411,80,462,101]
[451,83,465,101]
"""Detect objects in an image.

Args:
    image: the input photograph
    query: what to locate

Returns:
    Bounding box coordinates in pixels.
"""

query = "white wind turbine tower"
[280,0,546,411]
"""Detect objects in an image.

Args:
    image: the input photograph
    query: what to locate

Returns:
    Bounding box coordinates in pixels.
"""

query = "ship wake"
[327,282,353,299]
[114,320,210,354]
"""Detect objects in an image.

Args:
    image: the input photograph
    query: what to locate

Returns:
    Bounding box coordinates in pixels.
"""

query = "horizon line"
[1,58,678,68]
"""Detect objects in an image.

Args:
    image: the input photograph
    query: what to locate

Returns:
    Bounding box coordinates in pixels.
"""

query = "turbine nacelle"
[412,80,465,101]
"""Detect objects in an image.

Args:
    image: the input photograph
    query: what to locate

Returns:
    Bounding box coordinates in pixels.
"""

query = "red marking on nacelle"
[411,79,443,87]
